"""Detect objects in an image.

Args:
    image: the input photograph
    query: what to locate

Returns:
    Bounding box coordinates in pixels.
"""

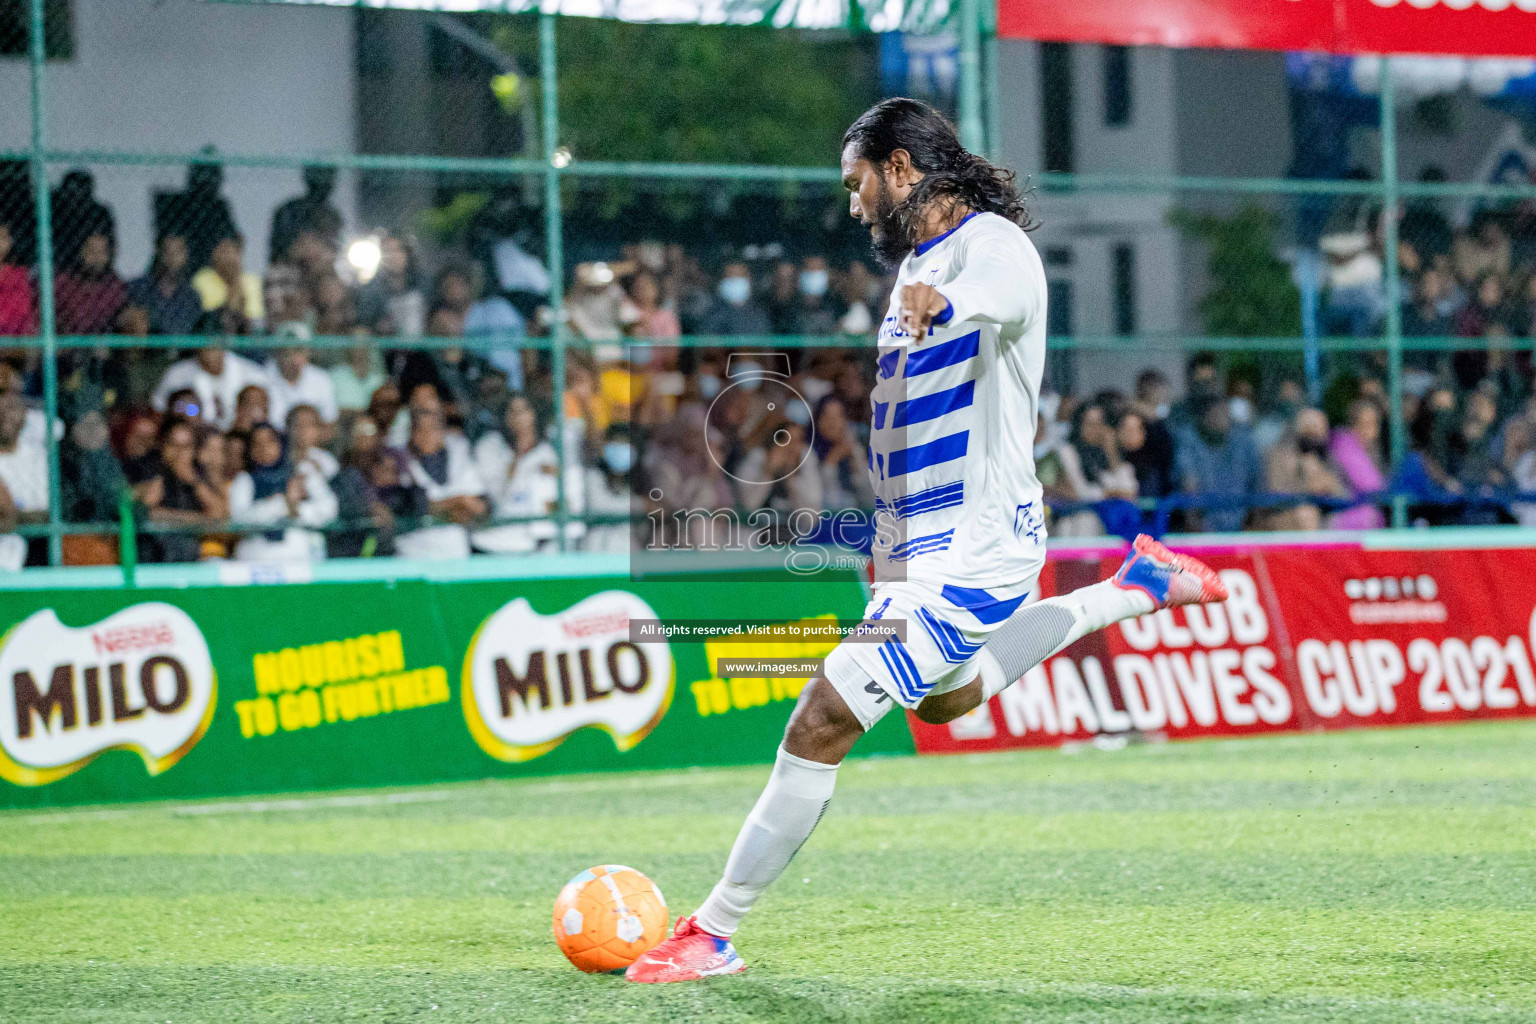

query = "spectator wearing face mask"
[1253,378,1307,457]
[837,260,878,335]
[1227,379,1257,433]
[1170,353,1221,430]
[1261,407,1349,531]
[584,424,634,554]
[1126,369,1177,495]
[702,263,770,336]
[788,256,839,337]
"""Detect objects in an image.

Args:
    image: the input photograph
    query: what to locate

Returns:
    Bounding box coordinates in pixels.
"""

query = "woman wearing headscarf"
[228,421,337,561]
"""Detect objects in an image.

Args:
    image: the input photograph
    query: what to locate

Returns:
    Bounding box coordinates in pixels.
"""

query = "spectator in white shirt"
[472,395,581,554]
[0,391,47,570]
[387,382,472,461]
[394,405,488,559]
[152,345,269,430]
[229,422,337,562]
[265,335,338,436]
[286,404,339,480]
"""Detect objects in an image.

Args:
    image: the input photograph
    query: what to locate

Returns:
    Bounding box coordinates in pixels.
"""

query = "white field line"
[12,788,458,824]
[6,768,745,825]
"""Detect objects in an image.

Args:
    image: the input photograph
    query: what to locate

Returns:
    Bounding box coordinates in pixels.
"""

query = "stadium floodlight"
[346,235,384,284]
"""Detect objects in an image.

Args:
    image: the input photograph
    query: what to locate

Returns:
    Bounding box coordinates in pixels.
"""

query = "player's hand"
[898,283,949,342]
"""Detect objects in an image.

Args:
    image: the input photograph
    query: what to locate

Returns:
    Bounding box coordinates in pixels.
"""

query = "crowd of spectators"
[0,164,890,567]
[4,162,1536,568]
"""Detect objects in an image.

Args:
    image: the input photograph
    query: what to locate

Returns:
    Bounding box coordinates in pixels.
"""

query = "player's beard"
[867,179,909,272]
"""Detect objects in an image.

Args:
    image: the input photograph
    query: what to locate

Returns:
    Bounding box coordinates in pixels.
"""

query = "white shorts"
[822,576,1036,730]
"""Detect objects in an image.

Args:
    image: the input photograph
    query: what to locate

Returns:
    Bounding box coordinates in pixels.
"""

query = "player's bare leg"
[624,679,861,982]
[914,534,1230,727]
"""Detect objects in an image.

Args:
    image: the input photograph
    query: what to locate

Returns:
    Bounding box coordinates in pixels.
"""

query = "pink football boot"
[1111,534,1228,609]
[624,916,747,984]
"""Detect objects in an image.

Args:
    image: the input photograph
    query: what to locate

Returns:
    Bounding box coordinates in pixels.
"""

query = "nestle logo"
[91,622,175,656]
[560,610,630,640]
[1343,576,1439,602]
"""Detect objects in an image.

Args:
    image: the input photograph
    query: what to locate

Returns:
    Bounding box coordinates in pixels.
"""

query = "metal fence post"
[28,0,62,566]
[958,0,984,154]
[981,0,1002,162]
[1380,56,1407,529]
[541,12,569,552]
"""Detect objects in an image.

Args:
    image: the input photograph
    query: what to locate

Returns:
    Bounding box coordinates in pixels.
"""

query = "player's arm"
[897,230,1042,341]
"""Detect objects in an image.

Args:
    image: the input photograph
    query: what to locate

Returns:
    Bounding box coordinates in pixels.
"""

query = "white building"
[0,0,357,273]
[997,42,1296,394]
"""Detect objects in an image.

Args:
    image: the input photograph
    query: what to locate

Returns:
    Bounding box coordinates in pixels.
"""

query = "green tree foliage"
[1172,206,1302,338]
[493,17,875,166]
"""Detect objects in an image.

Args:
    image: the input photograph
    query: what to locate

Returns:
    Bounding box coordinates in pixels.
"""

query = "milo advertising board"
[0,566,914,808]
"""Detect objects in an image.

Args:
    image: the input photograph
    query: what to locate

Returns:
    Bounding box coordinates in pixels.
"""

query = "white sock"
[978,580,1154,697]
[693,747,838,938]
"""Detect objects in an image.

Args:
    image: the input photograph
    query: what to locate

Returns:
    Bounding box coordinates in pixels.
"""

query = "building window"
[1040,42,1074,174]
[1045,278,1076,394]
[1112,242,1137,337]
[1103,45,1131,127]
[0,0,73,60]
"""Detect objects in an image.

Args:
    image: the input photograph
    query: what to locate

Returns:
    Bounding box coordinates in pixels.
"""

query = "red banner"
[907,542,1536,755]
[995,0,1536,59]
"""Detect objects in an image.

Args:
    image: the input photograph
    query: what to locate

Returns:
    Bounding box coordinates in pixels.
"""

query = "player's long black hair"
[842,97,1036,251]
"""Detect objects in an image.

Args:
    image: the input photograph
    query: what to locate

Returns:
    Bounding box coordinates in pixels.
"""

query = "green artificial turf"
[3,721,1535,1023]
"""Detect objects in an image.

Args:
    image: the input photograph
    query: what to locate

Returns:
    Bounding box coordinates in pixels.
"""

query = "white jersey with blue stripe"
[868,211,1048,589]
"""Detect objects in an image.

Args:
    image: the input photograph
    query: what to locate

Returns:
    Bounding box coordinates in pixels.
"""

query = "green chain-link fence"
[7,0,1536,572]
